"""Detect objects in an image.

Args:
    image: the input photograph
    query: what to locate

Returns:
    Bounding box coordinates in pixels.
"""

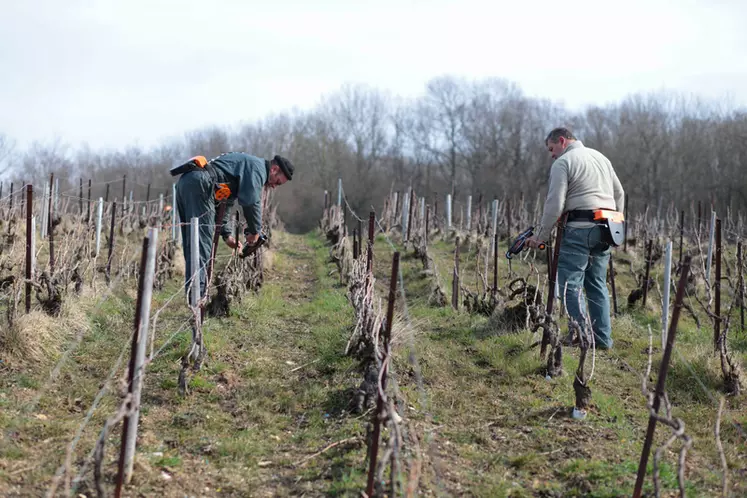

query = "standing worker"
[527,128,624,350]
[171,152,294,298]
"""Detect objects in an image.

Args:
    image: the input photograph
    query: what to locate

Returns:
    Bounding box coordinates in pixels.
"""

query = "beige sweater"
[535,141,625,242]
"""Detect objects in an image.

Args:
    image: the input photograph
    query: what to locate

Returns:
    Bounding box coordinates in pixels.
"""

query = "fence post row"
[7,176,747,495]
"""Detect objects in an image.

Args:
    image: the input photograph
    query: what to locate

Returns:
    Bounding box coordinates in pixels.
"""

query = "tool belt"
[170,156,232,201]
[566,209,625,247]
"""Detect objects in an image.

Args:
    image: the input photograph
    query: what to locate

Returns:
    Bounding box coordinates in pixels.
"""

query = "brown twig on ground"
[289,358,321,373]
[293,436,362,467]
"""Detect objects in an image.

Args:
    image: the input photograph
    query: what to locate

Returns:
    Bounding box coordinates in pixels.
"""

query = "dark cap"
[273,155,294,181]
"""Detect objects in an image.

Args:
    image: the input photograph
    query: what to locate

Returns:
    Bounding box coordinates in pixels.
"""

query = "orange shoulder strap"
[191,156,207,168]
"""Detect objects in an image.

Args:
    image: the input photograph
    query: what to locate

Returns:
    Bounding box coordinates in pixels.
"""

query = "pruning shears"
[240,233,268,258]
[506,226,546,259]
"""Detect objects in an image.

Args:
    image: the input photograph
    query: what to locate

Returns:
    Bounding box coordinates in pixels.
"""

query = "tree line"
[1,75,746,233]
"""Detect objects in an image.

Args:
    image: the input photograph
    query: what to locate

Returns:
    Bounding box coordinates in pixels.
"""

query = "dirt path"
[117,231,364,497]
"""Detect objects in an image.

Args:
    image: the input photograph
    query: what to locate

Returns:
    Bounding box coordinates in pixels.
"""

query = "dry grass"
[390,310,427,350]
[262,248,275,271]
[368,228,747,497]
[0,296,89,368]
[171,246,185,277]
[1,225,743,497]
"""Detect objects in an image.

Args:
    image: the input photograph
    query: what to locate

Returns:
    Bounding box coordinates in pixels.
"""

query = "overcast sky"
[1,0,746,153]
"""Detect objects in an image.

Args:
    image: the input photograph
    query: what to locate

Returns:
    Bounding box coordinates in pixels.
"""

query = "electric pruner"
[506,226,545,259]
[240,233,268,259]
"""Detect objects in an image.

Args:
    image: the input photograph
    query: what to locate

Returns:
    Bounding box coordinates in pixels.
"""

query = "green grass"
[361,226,746,497]
[0,227,745,497]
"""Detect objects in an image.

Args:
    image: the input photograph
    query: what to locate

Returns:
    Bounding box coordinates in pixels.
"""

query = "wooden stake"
[121,229,158,485]
[714,218,722,351]
[642,240,653,307]
[87,179,92,224]
[25,185,33,313]
[609,256,618,316]
[632,256,692,498]
[365,252,399,497]
[679,209,684,265]
[493,233,498,293]
[106,201,117,284]
[48,173,55,273]
[357,218,362,258]
[367,211,375,273]
[115,234,152,497]
[406,186,414,242]
[121,175,127,216]
[452,237,460,310]
[738,241,744,334]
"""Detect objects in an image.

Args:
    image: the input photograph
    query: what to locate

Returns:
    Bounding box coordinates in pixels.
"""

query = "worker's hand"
[525,236,545,249]
[245,233,260,246]
[225,236,242,252]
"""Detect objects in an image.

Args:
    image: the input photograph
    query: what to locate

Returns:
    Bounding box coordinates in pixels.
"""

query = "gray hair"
[545,127,576,145]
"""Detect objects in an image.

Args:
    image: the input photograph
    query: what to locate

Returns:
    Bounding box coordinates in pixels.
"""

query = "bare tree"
[20,138,74,189]
[462,78,523,198]
[186,126,232,159]
[323,83,391,177]
[415,76,470,197]
[0,133,16,177]
[5,76,747,233]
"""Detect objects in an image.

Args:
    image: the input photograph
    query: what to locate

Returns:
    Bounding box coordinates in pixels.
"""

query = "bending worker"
[172,152,294,298]
[527,128,624,350]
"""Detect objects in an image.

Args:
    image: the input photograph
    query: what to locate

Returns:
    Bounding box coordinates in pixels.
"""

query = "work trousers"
[556,224,613,349]
[175,170,216,300]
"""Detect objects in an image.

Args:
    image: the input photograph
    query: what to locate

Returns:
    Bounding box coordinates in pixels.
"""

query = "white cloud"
[0,0,745,152]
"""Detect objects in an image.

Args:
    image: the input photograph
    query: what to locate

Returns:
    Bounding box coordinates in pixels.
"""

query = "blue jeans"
[556,224,613,349]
